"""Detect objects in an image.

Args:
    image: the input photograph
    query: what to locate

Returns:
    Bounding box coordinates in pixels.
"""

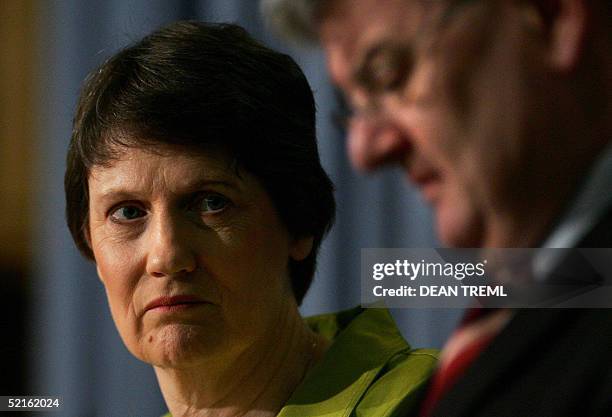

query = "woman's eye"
[200,194,229,213]
[110,206,146,221]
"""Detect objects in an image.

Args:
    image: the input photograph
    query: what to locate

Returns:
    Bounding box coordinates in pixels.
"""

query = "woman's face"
[87,146,312,368]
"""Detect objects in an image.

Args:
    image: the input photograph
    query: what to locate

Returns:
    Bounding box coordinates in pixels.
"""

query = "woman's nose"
[145,214,197,278]
[347,115,412,172]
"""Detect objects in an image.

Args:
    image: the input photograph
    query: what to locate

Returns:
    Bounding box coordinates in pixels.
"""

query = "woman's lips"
[145,295,207,313]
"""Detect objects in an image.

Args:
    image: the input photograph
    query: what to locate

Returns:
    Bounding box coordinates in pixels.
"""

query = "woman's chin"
[136,324,219,368]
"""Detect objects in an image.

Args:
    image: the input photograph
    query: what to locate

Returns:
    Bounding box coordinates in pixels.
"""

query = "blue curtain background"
[29,1,462,416]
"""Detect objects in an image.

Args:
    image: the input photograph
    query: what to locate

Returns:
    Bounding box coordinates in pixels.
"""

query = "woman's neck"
[154,300,328,417]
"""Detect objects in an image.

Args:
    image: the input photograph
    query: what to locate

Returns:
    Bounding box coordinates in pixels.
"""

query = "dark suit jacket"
[430,209,612,417]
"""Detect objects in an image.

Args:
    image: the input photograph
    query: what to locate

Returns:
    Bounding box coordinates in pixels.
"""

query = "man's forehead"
[318,0,424,87]
[318,0,426,62]
[321,0,422,40]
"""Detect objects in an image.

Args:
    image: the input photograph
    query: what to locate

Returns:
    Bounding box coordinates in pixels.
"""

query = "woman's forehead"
[88,146,244,198]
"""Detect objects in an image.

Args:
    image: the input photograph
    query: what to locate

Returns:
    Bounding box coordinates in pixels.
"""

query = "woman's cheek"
[95,237,145,342]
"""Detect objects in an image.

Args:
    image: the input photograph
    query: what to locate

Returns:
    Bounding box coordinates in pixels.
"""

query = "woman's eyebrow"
[179,178,242,193]
[96,190,133,201]
[95,176,244,201]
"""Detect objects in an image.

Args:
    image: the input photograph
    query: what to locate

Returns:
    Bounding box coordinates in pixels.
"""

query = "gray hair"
[260,0,327,44]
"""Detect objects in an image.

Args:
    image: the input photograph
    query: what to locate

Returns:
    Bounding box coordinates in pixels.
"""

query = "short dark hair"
[65,21,335,304]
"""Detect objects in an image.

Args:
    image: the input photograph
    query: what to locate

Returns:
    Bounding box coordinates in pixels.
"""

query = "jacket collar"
[278,307,409,417]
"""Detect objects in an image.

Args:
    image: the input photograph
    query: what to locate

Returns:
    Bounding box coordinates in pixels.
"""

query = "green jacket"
[279,307,437,417]
[163,307,438,417]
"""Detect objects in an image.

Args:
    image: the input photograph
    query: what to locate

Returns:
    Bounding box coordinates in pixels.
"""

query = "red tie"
[419,308,511,417]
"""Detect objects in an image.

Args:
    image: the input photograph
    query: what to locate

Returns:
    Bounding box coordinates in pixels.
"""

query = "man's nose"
[145,214,197,278]
[347,115,411,172]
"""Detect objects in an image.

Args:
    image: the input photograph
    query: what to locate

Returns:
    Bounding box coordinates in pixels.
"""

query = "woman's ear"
[83,221,93,253]
[83,225,105,282]
[289,236,314,261]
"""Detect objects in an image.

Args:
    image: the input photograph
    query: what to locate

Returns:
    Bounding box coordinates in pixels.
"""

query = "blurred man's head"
[263,0,612,248]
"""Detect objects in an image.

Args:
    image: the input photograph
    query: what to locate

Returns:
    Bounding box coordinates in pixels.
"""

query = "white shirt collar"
[534,143,612,279]
[542,142,612,249]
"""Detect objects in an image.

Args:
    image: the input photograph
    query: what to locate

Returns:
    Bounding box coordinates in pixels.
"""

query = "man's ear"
[525,0,589,71]
[290,236,314,261]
